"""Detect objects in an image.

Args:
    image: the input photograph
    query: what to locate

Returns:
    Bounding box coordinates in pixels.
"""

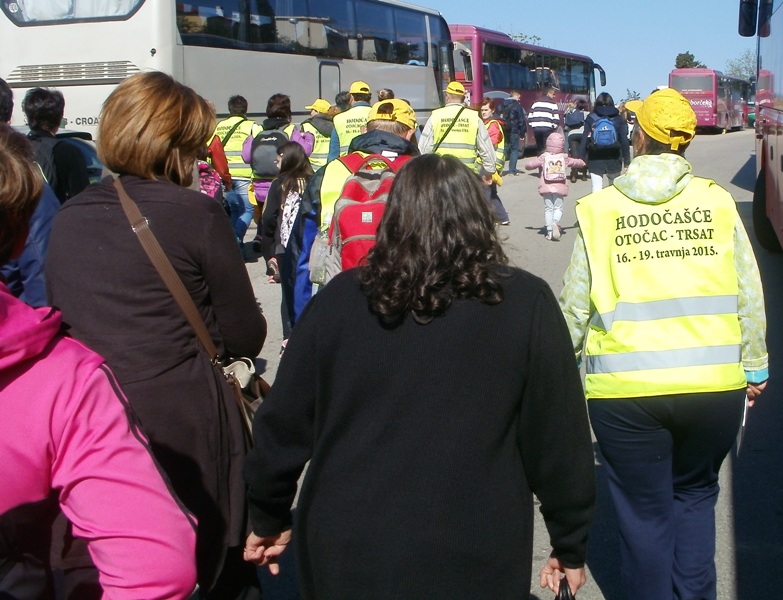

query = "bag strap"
[113,178,220,362]
[432,106,465,153]
[220,117,248,147]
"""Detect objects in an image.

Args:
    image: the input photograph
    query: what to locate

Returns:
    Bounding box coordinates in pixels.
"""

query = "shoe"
[551,222,561,240]
[570,171,577,183]
[546,232,553,241]
[252,236,262,253]
[581,173,589,181]
[279,339,288,358]
[500,220,510,226]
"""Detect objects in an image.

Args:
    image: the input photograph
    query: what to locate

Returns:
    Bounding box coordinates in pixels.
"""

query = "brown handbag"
[113,178,269,439]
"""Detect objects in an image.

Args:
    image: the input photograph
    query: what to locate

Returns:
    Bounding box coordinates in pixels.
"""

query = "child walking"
[525,131,585,240]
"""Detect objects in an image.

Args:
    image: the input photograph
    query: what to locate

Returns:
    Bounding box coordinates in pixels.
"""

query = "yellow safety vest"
[429,105,481,173]
[214,116,256,179]
[300,120,331,169]
[484,118,506,172]
[333,105,371,157]
[576,177,746,399]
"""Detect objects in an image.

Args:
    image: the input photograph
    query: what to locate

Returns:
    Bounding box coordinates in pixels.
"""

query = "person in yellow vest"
[418,81,496,180]
[328,81,373,160]
[558,88,768,600]
[300,98,334,171]
[288,98,419,321]
[213,95,259,247]
[479,97,509,224]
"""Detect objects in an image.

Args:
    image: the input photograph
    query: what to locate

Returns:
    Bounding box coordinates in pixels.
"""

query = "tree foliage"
[725,48,757,80]
[675,51,707,69]
[506,30,541,45]
[621,89,641,103]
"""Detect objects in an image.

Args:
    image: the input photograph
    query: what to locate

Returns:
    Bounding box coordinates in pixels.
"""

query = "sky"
[422,0,755,102]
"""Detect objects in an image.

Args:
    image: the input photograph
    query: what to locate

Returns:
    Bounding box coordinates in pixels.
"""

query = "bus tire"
[753,169,782,252]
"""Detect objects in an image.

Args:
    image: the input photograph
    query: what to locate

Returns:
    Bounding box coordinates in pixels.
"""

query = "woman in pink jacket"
[525,131,585,241]
[0,124,198,599]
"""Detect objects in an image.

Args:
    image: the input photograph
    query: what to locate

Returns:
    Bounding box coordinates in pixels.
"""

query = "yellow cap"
[367,98,418,130]
[349,81,371,95]
[444,81,466,96]
[625,88,697,151]
[305,99,331,114]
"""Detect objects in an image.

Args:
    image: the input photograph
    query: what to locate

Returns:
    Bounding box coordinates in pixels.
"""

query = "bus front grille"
[6,61,140,87]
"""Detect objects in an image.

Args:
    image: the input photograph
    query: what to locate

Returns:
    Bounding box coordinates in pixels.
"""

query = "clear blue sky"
[423,0,755,102]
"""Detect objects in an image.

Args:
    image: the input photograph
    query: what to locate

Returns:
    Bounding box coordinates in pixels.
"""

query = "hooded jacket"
[524,132,585,195]
[579,104,631,174]
[0,284,197,598]
[559,154,768,387]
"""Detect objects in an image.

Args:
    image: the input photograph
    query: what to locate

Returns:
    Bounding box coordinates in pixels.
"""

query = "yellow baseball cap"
[367,98,418,130]
[349,81,371,95]
[444,81,466,96]
[305,99,330,114]
[625,89,697,151]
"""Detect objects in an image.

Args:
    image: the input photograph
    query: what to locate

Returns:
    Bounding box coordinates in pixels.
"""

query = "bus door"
[319,62,341,109]
[437,40,455,105]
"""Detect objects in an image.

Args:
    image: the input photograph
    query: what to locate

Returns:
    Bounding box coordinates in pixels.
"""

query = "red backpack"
[309,153,411,285]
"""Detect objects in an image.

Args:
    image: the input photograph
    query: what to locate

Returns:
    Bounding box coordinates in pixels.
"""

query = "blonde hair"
[0,124,44,264]
[366,118,409,137]
[98,72,215,187]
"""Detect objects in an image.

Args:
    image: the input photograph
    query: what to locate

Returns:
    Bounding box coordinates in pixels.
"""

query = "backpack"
[250,129,289,178]
[309,153,411,286]
[27,132,60,184]
[590,116,619,148]
[564,110,585,130]
[197,160,223,202]
[542,153,567,183]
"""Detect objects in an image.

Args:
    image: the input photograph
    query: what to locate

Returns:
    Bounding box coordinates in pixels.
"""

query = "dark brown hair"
[266,93,292,120]
[277,142,313,199]
[358,154,507,324]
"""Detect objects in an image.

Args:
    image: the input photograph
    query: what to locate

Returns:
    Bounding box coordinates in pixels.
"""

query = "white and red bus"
[739,0,783,251]
[449,24,606,148]
[0,0,455,138]
[669,68,750,132]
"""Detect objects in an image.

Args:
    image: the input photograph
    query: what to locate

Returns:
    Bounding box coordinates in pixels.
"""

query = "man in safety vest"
[288,98,419,322]
[300,98,334,171]
[328,81,373,160]
[213,95,259,245]
[558,88,768,600]
[418,81,496,180]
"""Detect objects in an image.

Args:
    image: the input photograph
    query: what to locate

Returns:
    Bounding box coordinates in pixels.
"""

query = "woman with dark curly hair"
[242,154,596,599]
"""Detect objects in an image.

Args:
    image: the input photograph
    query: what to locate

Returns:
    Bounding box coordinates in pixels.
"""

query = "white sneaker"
[551,222,561,240]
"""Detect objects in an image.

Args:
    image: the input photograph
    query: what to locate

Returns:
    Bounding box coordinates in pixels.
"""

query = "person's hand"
[539,556,586,595]
[481,174,493,186]
[746,380,767,406]
[243,529,292,574]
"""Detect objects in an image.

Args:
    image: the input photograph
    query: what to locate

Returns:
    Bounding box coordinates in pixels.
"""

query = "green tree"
[621,89,641,103]
[675,51,707,69]
[505,30,541,45]
[725,48,756,80]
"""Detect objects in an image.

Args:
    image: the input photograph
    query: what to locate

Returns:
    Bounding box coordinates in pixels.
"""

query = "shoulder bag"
[113,178,269,439]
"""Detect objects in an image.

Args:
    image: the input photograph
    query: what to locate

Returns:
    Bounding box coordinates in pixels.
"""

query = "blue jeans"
[506,130,520,173]
[226,178,254,243]
[589,390,745,600]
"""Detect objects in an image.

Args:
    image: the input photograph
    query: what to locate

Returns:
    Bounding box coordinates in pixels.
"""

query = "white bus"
[0,0,455,137]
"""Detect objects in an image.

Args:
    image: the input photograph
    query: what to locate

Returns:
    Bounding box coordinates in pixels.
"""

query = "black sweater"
[244,267,595,599]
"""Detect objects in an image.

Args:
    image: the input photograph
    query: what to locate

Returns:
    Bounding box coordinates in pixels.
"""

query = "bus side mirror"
[739,0,758,37]
[759,0,772,37]
[594,64,606,87]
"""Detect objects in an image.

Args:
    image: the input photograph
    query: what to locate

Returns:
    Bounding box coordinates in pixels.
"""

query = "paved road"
[245,129,783,599]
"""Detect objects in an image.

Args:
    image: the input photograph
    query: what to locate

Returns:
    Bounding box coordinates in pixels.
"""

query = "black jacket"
[578,105,631,175]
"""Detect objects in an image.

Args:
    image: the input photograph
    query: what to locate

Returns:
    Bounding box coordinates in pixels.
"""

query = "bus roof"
[670,67,748,83]
[374,0,447,17]
[448,24,594,63]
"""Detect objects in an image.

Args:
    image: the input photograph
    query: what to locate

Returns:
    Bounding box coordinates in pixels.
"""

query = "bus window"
[394,7,427,65]
[356,0,394,62]
[7,0,142,23]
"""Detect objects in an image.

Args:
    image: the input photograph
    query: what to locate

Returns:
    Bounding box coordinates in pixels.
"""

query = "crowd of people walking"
[0,70,769,600]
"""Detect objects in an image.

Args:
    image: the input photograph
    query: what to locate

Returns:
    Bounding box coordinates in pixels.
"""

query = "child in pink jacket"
[525,131,585,240]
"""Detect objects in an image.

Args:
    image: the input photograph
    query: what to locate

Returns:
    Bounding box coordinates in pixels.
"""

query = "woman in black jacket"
[579,92,631,192]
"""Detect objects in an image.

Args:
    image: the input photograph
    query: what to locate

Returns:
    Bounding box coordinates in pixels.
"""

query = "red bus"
[739,0,783,251]
[669,68,750,132]
[449,24,606,149]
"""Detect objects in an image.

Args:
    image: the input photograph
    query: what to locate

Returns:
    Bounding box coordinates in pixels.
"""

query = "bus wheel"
[753,169,782,252]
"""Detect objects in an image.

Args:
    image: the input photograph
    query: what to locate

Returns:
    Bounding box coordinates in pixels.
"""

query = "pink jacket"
[525,132,585,196]
[0,284,197,599]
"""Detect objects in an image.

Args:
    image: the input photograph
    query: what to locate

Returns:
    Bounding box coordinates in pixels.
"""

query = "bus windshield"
[3,0,142,23]
[670,75,712,92]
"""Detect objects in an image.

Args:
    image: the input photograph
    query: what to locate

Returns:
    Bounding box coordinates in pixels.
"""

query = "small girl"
[525,131,585,241]
[260,142,314,353]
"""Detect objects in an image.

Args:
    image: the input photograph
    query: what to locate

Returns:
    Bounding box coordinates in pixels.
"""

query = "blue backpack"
[591,116,619,148]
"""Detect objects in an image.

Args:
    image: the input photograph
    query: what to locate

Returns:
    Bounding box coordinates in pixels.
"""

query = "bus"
[0,0,455,138]
[668,68,750,132]
[449,24,606,148]
[739,0,783,251]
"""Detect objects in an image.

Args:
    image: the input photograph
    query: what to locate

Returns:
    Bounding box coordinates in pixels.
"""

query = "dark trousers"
[505,130,520,173]
[589,390,745,600]
[534,128,554,153]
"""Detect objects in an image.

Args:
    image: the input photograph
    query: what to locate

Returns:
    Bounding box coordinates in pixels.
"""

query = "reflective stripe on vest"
[333,105,371,156]
[484,118,506,172]
[576,176,745,398]
[430,105,480,173]
[301,121,330,169]
[214,117,256,178]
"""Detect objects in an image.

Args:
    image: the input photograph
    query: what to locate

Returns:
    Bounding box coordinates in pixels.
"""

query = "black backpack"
[27,132,60,184]
[250,129,289,179]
